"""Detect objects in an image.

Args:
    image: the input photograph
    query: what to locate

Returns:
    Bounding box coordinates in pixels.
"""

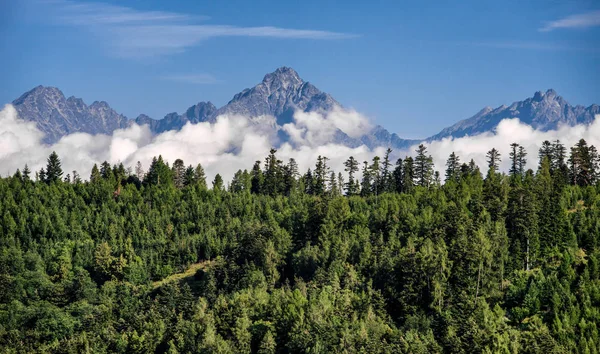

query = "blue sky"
[1,0,599,138]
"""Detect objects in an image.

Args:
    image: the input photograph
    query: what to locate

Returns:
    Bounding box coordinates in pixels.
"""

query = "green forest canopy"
[1,138,600,353]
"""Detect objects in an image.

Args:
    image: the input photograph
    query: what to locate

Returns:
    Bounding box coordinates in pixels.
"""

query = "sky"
[1,0,599,138]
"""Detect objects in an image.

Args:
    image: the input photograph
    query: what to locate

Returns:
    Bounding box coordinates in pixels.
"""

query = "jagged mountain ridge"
[429,89,599,140]
[12,86,130,143]
[13,67,415,148]
[11,68,599,148]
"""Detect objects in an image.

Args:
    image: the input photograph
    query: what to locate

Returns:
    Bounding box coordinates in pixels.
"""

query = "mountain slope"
[212,66,339,125]
[429,89,600,140]
[12,86,130,143]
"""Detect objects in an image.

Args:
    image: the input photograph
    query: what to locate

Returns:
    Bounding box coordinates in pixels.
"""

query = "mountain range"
[11,67,599,148]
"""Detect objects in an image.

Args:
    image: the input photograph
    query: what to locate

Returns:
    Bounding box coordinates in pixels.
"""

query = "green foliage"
[0,142,599,353]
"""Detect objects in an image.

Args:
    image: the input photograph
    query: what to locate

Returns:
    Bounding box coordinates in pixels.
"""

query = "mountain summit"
[213,66,338,125]
[13,86,129,143]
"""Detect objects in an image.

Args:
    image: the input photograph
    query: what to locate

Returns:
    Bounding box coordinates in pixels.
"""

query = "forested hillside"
[1,139,600,353]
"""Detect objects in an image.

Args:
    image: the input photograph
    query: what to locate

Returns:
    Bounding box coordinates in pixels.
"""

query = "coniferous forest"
[1,139,600,353]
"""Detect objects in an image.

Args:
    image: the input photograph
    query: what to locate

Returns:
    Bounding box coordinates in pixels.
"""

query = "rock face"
[11,70,599,149]
[12,67,416,148]
[12,86,130,143]
[429,89,600,140]
[213,66,339,125]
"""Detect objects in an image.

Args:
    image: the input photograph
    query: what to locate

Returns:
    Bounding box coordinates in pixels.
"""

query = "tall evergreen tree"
[402,156,415,193]
[344,156,360,196]
[445,152,461,183]
[360,161,372,196]
[195,163,207,189]
[90,164,101,183]
[183,165,196,186]
[250,160,264,194]
[22,164,31,181]
[486,148,501,171]
[381,148,393,192]
[370,156,382,195]
[414,144,433,187]
[212,174,224,191]
[392,158,403,193]
[172,159,186,189]
[313,156,329,196]
[45,151,63,183]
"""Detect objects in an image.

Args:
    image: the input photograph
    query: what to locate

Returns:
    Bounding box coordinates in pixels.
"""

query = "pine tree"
[212,174,224,191]
[392,158,403,193]
[263,149,283,195]
[282,158,299,195]
[183,165,196,186]
[313,156,329,196]
[370,156,381,195]
[518,146,527,176]
[172,159,186,188]
[486,148,501,171]
[402,156,415,193]
[251,161,264,194]
[304,168,314,195]
[360,161,372,196]
[100,161,112,180]
[381,148,393,192]
[90,164,101,183]
[195,163,207,189]
[539,141,553,171]
[445,152,461,183]
[45,151,63,183]
[328,171,339,196]
[22,164,31,181]
[344,156,360,196]
[414,144,433,187]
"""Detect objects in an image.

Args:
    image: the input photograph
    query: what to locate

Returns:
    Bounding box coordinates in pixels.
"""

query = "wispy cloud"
[161,74,220,85]
[539,10,600,32]
[40,0,357,58]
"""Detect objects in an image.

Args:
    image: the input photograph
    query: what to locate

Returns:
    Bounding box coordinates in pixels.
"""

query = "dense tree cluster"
[1,139,600,353]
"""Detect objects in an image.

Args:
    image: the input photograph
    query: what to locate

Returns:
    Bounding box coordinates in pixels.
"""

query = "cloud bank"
[1,103,599,185]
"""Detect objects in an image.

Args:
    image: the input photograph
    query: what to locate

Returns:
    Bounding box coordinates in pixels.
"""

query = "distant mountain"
[12,86,129,143]
[212,67,339,125]
[12,68,415,149]
[11,70,598,149]
[429,89,600,140]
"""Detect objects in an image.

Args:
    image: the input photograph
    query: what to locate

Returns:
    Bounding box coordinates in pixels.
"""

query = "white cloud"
[283,107,372,147]
[421,118,600,176]
[41,0,357,58]
[1,103,599,186]
[540,10,600,32]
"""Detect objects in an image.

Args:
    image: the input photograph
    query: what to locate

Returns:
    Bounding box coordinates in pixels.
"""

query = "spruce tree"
[445,152,461,183]
[392,158,403,193]
[402,156,415,193]
[45,151,63,183]
[344,156,360,196]
[414,144,433,187]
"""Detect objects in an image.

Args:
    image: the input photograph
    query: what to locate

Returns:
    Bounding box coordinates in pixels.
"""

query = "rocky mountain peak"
[13,85,65,106]
[262,66,303,91]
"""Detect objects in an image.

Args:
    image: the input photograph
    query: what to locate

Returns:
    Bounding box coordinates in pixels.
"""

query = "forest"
[0,138,599,353]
